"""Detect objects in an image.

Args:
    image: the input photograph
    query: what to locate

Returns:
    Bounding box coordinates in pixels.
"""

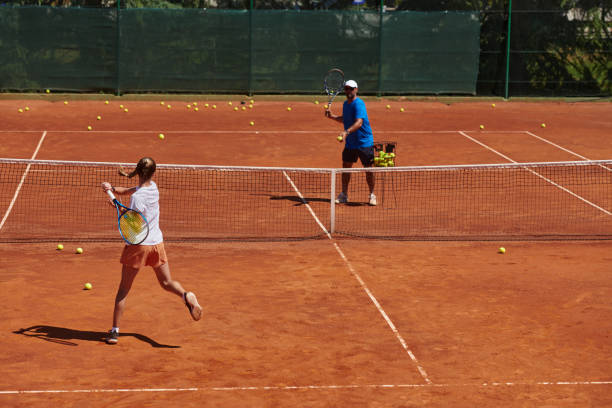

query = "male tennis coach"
[325,79,376,206]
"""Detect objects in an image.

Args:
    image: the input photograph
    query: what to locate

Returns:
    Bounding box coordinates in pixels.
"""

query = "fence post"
[115,0,121,96]
[248,0,253,96]
[377,0,384,96]
[504,0,512,99]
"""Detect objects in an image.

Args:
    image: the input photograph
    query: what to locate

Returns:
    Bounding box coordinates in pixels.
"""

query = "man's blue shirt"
[342,97,373,149]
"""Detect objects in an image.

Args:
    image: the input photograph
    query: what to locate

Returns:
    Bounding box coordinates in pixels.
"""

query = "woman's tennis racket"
[324,68,345,109]
[104,187,149,245]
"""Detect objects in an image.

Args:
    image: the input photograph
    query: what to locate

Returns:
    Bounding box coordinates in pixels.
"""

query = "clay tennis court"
[0,97,611,407]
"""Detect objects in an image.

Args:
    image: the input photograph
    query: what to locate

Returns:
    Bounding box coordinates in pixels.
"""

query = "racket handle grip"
[104,185,117,201]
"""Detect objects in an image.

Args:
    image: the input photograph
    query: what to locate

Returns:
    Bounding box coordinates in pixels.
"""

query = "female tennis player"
[101,157,202,345]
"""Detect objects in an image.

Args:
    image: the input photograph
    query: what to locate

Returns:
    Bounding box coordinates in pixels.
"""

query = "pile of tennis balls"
[374,150,395,167]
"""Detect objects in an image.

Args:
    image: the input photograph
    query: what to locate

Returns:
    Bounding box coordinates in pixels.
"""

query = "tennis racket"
[324,68,345,109]
[104,186,149,245]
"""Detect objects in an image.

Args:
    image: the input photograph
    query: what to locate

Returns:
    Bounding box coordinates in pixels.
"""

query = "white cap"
[344,80,358,88]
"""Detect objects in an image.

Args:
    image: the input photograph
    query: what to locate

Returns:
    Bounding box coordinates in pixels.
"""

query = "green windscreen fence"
[0,6,481,94]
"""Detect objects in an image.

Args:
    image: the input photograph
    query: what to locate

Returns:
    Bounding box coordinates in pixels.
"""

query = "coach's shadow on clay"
[13,325,180,348]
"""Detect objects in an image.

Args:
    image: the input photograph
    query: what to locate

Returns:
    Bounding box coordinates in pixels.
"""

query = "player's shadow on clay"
[13,325,180,348]
[268,195,369,207]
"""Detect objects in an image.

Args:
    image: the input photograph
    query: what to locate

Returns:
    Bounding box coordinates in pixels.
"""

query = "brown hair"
[119,157,156,180]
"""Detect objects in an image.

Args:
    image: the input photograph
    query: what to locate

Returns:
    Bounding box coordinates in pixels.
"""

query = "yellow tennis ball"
[124,108,128,113]
[228,101,233,105]
[479,125,485,129]
[119,104,124,109]
[18,108,23,113]
[249,121,254,126]
[234,107,238,111]
[204,103,209,108]
[337,136,343,142]
[84,282,92,290]
[25,107,30,111]
[193,102,198,106]
[400,108,405,112]
[498,247,506,254]
[314,100,319,105]
[63,101,68,105]
[250,99,254,104]
[287,107,292,111]
[194,107,199,111]
[97,115,101,120]
[248,104,253,109]
[158,133,165,140]
[187,104,191,109]
[386,104,390,109]
[491,103,496,108]
[105,100,109,105]
[87,126,92,131]
[45,89,50,93]
[241,106,246,111]
[541,123,546,128]
[167,104,171,109]
[160,101,165,105]
[212,104,216,109]
[57,244,64,250]
[324,105,329,109]
[76,247,83,254]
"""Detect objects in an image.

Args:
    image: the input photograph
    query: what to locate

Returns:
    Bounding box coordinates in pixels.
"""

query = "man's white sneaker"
[369,193,377,206]
[335,192,348,204]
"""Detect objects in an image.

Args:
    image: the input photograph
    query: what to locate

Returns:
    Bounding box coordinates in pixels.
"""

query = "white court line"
[282,171,432,384]
[458,131,612,216]
[1,381,610,394]
[0,131,47,232]
[0,130,527,134]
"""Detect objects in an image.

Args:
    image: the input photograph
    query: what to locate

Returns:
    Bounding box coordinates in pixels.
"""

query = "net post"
[115,0,121,96]
[248,0,253,96]
[504,0,513,100]
[330,169,336,234]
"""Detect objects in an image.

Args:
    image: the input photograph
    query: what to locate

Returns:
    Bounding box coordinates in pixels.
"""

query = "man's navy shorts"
[342,146,375,167]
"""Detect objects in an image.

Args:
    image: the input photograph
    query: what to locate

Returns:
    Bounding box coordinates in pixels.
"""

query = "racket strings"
[325,70,345,95]
[119,210,148,244]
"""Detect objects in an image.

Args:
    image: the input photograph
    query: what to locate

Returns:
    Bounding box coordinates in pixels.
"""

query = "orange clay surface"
[0,97,611,407]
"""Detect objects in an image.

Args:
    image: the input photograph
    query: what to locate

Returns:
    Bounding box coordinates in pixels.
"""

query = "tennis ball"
[167,104,171,109]
[250,121,254,126]
[498,247,506,254]
[87,126,92,131]
[386,104,390,109]
[105,100,109,105]
[18,108,23,113]
[119,104,124,109]
[124,108,128,113]
[541,123,546,128]
[479,125,485,129]
[158,133,165,140]
[84,282,92,290]
[25,107,30,111]
[187,104,191,109]
[241,106,246,111]
[204,103,209,108]
[337,135,343,142]
[97,115,101,120]
[76,247,83,254]
[250,99,254,104]
[57,244,64,250]
[314,101,319,105]
[379,151,386,158]
[287,107,292,111]
[324,105,329,109]
[194,107,199,112]
[492,103,496,108]
[212,105,216,109]
[248,104,253,109]
[193,102,198,106]
[234,107,238,111]
[400,108,405,112]
[160,101,165,105]
[228,101,233,105]
[45,89,50,93]
[63,101,68,105]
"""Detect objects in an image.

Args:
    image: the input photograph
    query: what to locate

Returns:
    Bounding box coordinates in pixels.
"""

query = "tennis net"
[0,158,611,242]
